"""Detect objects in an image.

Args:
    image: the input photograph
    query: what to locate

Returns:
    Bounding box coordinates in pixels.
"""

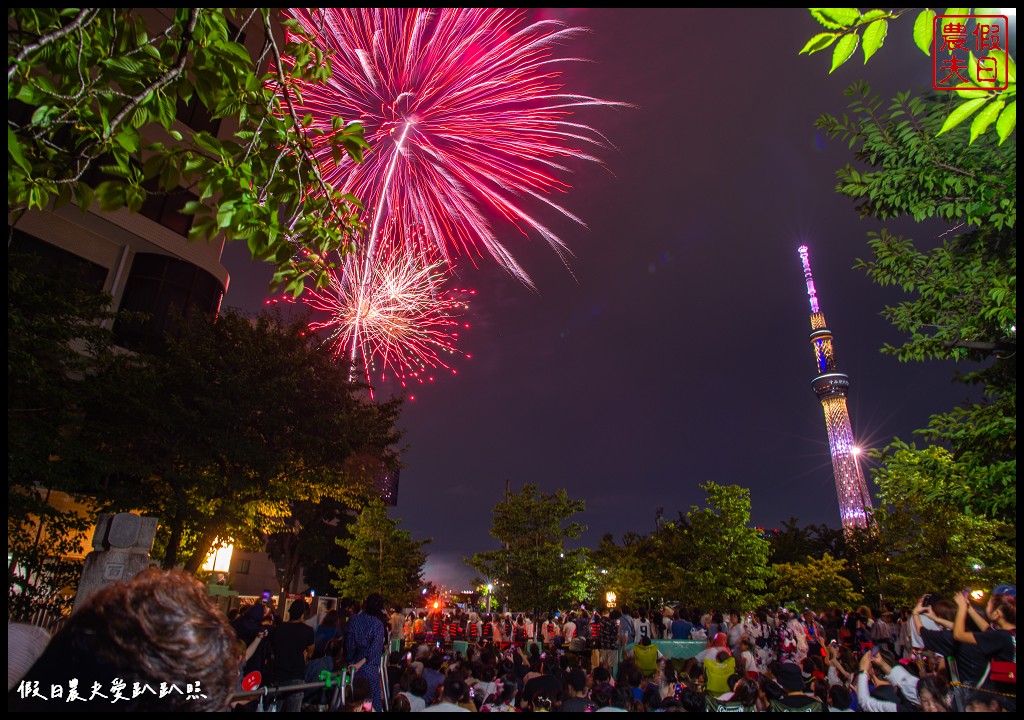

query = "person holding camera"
[854,647,920,712]
[952,589,1016,711]
[912,593,988,711]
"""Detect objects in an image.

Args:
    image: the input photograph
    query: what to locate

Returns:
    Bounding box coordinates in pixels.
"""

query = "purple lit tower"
[797,245,873,532]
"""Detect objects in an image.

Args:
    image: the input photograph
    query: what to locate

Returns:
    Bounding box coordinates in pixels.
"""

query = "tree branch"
[8,8,101,81]
[102,8,200,142]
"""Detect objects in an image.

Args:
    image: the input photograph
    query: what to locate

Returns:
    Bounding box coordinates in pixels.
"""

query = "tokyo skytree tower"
[797,245,873,532]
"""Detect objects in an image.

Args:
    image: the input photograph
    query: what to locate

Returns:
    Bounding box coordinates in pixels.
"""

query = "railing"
[229,656,391,711]
[8,606,69,635]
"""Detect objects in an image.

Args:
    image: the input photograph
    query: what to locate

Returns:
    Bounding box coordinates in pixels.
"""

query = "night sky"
[220,9,991,589]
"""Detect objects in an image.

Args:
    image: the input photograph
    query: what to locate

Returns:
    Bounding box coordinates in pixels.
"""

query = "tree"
[768,517,847,566]
[770,553,863,610]
[678,482,771,612]
[264,498,356,596]
[591,531,666,612]
[801,10,1015,531]
[8,252,119,622]
[418,581,440,609]
[331,502,430,607]
[812,84,1016,524]
[867,444,1015,607]
[466,484,588,613]
[8,8,369,295]
[80,308,404,573]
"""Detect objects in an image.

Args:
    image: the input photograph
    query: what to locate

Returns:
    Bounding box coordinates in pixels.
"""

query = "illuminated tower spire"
[797,245,873,532]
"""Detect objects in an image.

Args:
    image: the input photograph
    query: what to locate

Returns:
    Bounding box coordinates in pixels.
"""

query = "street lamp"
[486,583,493,612]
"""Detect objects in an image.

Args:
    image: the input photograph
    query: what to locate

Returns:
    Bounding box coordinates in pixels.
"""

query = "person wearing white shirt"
[855,649,920,712]
[633,610,652,643]
[562,616,578,642]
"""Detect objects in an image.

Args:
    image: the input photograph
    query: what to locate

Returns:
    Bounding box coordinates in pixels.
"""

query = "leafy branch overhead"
[800,7,1016,144]
[7,8,372,295]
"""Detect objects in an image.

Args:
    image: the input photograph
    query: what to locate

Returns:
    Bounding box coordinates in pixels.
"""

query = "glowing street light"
[486,583,493,612]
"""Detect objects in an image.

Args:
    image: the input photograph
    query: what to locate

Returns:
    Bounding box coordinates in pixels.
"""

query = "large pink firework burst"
[296,221,473,393]
[282,8,626,287]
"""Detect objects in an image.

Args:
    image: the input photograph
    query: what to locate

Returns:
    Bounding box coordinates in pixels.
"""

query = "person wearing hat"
[694,631,731,664]
[770,662,823,711]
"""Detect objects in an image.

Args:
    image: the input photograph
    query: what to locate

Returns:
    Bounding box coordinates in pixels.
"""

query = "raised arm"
[951,593,977,645]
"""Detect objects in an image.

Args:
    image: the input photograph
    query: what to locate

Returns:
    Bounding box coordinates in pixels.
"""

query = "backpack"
[706,696,756,712]
[768,697,823,713]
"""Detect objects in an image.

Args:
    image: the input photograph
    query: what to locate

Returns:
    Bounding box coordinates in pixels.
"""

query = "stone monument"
[72,512,158,613]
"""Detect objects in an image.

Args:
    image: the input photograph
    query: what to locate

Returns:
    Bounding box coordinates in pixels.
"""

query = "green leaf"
[216,201,236,229]
[943,8,969,18]
[95,180,125,212]
[75,182,95,212]
[114,130,140,153]
[913,9,936,56]
[956,88,989,98]
[862,19,888,63]
[859,9,888,22]
[937,97,988,135]
[222,41,254,65]
[800,32,839,55]
[968,52,980,85]
[996,100,1016,144]
[15,83,43,105]
[810,9,844,30]
[8,127,32,174]
[30,105,52,126]
[53,184,73,211]
[969,99,1004,143]
[831,34,860,73]
[986,49,1015,84]
[815,8,860,26]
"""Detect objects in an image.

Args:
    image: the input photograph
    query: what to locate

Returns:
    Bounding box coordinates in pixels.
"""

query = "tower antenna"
[796,245,873,532]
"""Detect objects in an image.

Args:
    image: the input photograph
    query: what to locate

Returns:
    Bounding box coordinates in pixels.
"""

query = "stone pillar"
[72,512,158,614]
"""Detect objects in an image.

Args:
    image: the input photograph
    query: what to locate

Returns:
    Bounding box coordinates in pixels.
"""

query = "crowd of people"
[7,569,1017,712]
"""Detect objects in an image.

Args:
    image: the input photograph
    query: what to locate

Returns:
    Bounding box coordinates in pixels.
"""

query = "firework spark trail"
[282,8,628,288]
[296,222,473,392]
